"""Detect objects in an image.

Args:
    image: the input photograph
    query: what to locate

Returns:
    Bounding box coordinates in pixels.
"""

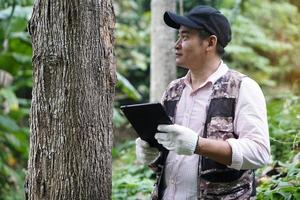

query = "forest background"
[0,0,299,199]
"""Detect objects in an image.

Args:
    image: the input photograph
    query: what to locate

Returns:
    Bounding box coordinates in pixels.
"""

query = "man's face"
[175,26,207,68]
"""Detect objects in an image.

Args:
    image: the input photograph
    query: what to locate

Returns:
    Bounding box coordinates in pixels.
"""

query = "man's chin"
[175,60,183,66]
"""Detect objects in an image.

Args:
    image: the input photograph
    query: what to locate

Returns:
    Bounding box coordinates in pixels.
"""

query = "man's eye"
[176,34,188,41]
[182,35,188,39]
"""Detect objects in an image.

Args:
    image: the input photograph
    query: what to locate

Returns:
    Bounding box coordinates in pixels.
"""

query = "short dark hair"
[198,29,225,57]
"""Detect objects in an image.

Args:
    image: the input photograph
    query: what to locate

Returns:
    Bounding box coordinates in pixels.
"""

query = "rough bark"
[150,0,176,102]
[25,0,115,199]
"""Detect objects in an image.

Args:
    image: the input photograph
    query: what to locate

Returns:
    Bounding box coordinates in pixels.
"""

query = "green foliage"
[254,94,300,200]
[0,1,32,200]
[113,1,300,199]
[268,94,300,161]
[0,86,30,199]
[0,0,300,199]
[113,0,151,127]
[225,0,300,87]
[116,72,142,101]
[0,1,33,10]
[257,162,300,200]
[114,0,151,102]
[112,141,154,200]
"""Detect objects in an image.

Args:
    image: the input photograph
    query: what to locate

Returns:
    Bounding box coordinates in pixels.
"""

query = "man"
[136,5,270,200]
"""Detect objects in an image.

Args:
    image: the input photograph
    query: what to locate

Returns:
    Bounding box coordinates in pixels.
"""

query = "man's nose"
[174,38,182,49]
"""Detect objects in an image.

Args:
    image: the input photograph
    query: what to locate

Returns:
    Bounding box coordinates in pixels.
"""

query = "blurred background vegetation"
[0,0,299,199]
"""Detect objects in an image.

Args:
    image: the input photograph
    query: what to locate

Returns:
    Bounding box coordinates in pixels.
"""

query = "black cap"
[164,5,231,47]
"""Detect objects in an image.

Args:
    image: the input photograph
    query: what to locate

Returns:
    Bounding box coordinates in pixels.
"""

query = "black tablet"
[120,103,172,151]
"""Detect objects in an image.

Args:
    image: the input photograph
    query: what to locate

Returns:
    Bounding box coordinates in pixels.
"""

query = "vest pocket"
[207,116,235,139]
[202,116,244,182]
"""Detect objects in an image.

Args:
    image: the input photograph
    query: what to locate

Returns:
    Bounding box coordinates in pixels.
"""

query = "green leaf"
[0,87,19,111]
[116,72,142,101]
[0,6,32,20]
[11,52,32,65]
[0,52,21,75]
[10,31,31,44]
[9,36,33,55]
[113,108,126,128]
[0,115,20,132]
[7,16,28,33]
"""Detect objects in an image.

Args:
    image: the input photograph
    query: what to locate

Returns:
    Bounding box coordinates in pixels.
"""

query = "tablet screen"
[120,103,172,151]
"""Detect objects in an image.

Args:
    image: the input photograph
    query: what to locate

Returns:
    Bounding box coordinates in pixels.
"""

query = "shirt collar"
[183,60,229,89]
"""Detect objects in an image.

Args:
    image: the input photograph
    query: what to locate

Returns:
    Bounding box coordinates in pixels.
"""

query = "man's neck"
[189,58,221,90]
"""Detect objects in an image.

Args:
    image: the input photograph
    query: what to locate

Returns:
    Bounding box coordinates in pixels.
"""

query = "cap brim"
[164,11,199,29]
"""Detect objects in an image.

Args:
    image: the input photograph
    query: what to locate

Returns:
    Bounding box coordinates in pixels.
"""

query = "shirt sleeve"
[226,77,271,170]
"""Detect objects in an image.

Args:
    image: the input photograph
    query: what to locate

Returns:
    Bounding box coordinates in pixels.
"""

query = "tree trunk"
[25,0,115,199]
[150,0,176,102]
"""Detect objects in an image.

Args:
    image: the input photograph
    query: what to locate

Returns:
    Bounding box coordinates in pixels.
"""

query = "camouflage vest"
[149,69,255,200]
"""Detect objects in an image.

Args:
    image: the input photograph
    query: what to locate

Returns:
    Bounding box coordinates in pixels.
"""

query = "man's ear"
[206,35,218,51]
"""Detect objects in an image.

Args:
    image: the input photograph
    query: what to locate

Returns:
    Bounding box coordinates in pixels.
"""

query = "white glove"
[135,137,159,165]
[155,124,199,155]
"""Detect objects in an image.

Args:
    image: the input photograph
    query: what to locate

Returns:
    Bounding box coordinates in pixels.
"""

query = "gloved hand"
[155,124,199,155]
[135,137,159,165]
